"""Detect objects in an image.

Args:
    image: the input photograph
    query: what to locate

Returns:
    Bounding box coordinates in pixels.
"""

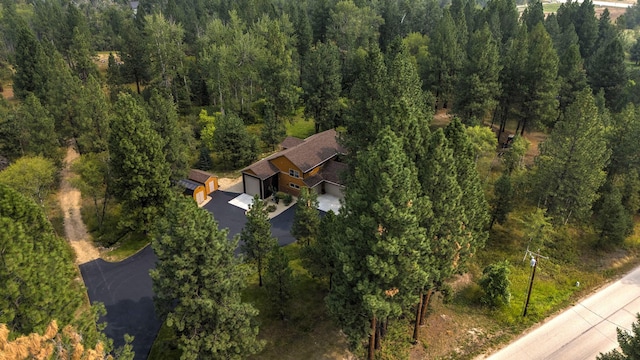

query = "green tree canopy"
[534,89,610,224]
[0,156,57,205]
[151,196,263,359]
[0,184,96,344]
[241,195,278,287]
[108,92,172,232]
[291,187,320,246]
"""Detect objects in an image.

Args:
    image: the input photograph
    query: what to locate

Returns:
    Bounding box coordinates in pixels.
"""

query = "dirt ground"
[217,176,242,191]
[1,84,14,101]
[58,145,101,264]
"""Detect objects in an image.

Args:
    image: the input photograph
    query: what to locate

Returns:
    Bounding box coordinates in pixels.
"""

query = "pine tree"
[214,112,258,168]
[109,93,172,232]
[453,23,502,125]
[522,0,544,31]
[146,89,190,181]
[264,245,293,320]
[427,10,462,109]
[520,23,559,132]
[291,187,320,246]
[327,128,430,357]
[631,37,640,65]
[556,26,588,117]
[16,94,59,159]
[594,181,633,248]
[241,195,278,287]
[75,75,111,154]
[414,128,464,334]
[444,118,490,253]
[534,89,610,224]
[151,196,263,359]
[0,185,90,341]
[301,210,339,289]
[301,41,342,133]
[597,314,640,360]
[490,174,514,228]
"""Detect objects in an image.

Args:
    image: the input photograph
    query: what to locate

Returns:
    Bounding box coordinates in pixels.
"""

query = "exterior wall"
[204,177,218,194]
[271,156,305,195]
[192,186,207,205]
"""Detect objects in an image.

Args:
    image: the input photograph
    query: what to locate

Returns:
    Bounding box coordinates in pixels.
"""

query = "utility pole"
[522,248,548,317]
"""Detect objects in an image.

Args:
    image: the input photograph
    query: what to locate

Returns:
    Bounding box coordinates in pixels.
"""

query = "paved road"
[82,190,299,359]
[483,265,640,360]
[79,246,160,360]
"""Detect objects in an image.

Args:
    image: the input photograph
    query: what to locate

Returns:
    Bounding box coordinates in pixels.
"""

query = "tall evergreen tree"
[594,182,633,248]
[520,23,559,133]
[301,41,342,133]
[151,196,263,359]
[414,129,464,333]
[291,187,320,246]
[75,75,111,154]
[264,245,293,320]
[588,35,627,112]
[453,23,501,125]
[495,24,528,137]
[109,93,172,232]
[444,118,490,254]
[490,173,514,228]
[241,195,278,287]
[301,210,339,290]
[214,112,258,168]
[534,89,610,224]
[16,94,59,159]
[556,25,588,117]
[328,128,430,357]
[522,0,544,31]
[427,10,462,109]
[0,184,91,341]
[146,89,190,181]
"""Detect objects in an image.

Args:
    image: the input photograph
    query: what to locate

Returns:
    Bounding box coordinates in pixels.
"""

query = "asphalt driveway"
[204,190,297,248]
[79,246,160,360]
[81,191,299,359]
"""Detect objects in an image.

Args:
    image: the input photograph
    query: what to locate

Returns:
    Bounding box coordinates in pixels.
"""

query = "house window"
[289,183,300,189]
[289,169,300,178]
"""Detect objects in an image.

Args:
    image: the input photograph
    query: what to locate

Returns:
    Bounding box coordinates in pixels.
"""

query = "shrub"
[267,204,277,212]
[283,193,293,206]
[479,260,512,308]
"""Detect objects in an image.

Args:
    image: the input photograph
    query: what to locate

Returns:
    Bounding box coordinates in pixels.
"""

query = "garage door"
[244,174,261,197]
[324,183,344,198]
[196,190,205,204]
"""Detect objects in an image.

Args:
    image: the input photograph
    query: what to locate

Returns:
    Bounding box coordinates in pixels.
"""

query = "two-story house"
[241,129,347,200]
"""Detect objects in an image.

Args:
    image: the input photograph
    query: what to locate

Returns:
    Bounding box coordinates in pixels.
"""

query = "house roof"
[243,129,345,178]
[188,169,215,184]
[320,160,348,185]
[302,159,347,188]
[281,136,305,149]
[178,179,203,191]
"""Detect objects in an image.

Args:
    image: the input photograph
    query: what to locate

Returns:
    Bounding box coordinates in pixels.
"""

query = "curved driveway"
[482,265,640,360]
[81,190,298,359]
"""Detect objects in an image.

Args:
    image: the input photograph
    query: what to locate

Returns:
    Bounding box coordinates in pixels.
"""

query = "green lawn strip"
[102,232,150,261]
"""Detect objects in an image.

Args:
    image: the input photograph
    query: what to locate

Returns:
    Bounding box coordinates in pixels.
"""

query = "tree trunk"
[420,288,433,325]
[375,321,382,350]
[258,258,263,287]
[368,316,377,360]
[412,291,423,342]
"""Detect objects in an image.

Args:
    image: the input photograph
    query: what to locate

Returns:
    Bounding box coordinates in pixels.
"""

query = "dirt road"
[58,145,101,264]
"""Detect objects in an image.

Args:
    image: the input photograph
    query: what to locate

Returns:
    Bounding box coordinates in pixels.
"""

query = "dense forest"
[1,0,640,358]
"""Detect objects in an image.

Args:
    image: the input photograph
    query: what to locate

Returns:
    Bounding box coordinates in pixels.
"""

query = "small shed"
[188,169,218,194]
[178,179,207,205]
